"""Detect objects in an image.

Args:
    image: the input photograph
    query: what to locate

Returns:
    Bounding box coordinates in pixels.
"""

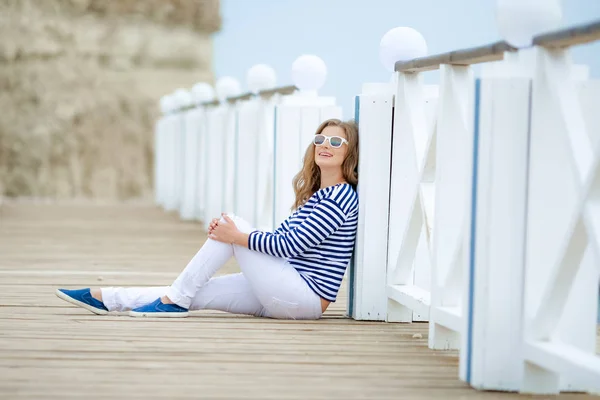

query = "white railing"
[153,12,600,396]
[348,16,600,397]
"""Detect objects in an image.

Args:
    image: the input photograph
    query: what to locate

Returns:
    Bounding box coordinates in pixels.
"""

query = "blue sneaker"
[55,288,109,315]
[129,298,189,318]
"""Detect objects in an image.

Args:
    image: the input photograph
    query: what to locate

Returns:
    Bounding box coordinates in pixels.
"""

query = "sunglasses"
[313,134,348,148]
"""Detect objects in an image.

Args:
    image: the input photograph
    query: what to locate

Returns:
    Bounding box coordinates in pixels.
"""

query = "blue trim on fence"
[466,79,482,385]
[272,107,278,231]
[348,95,360,318]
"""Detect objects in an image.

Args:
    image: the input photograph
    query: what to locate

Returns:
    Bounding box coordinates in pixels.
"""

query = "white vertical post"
[520,46,600,394]
[235,98,260,223]
[179,108,203,220]
[194,107,209,222]
[222,104,237,214]
[163,111,181,212]
[209,77,241,224]
[349,83,394,321]
[461,46,600,394]
[255,95,278,231]
[155,96,171,207]
[169,89,193,213]
[203,106,227,228]
[190,82,216,223]
[460,57,532,390]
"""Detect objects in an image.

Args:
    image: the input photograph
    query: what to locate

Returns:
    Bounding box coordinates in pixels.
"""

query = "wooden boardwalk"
[0,202,598,399]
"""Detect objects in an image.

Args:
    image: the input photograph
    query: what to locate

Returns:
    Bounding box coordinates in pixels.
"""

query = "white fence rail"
[153,17,600,396]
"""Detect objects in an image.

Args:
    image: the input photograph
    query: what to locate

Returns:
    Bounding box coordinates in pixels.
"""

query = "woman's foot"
[55,288,109,315]
[129,298,189,318]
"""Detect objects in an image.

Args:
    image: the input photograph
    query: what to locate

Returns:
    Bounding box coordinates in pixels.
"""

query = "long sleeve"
[248,184,355,259]
[273,216,292,234]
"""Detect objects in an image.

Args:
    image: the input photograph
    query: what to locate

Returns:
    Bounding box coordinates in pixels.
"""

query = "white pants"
[101,215,323,320]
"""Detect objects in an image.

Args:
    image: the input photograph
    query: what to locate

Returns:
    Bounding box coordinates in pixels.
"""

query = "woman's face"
[314,126,348,170]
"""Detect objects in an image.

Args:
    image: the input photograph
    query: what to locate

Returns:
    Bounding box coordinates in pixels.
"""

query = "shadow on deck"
[0,202,598,399]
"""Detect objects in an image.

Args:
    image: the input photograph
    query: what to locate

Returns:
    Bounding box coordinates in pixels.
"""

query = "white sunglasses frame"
[313,134,348,148]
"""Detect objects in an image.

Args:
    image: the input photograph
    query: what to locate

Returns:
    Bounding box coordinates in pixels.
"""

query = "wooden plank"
[0,202,597,399]
[533,20,600,49]
[395,41,517,73]
[227,91,254,103]
[259,84,297,98]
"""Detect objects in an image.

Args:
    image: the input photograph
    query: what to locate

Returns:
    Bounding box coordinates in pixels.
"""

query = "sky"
[213,0,600,119]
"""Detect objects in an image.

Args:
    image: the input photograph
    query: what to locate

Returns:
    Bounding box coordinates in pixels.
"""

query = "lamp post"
[247,64,277,94]
[496,0,562,48]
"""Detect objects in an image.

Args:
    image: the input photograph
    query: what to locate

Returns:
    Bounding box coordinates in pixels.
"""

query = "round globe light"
[191,82,215,105]
[496,0,562,48]
[379,27,428,72]
[159,95,171,114]
[215,76,242,102]
[246,64,277,94]
[173,88,193,110]
[162,95,178,114]
[291,55,327,92]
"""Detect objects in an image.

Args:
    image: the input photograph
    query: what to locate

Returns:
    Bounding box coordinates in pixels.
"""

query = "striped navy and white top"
[248,183,359,302]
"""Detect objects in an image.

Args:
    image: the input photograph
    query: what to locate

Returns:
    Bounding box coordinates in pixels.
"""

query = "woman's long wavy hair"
[291,118,359,210]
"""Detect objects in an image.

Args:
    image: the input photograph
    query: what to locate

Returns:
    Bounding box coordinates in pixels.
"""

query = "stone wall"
[0,0,219,200]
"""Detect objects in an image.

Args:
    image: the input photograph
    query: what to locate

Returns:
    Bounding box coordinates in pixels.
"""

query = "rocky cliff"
[0,0,219,200]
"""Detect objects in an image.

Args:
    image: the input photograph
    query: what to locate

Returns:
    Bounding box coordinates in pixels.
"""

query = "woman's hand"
[209,214,242,245]
[208,218,219,235]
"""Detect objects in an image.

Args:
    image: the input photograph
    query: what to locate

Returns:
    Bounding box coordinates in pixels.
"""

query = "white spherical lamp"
[159,95,171,114]
[215,76,241,102]
[191,82,215,104]
[496,0,562,48]
[379,27,428,72]
[246,64,277,94]
[291,55,327,92]
[173,88,193,110]
[162,95,177,114]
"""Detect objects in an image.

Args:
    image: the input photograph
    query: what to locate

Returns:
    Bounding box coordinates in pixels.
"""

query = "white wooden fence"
[154,18,600,396]
[349,20,600,395]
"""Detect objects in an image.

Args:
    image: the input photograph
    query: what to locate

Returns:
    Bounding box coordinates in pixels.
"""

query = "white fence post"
[234,98,260,224]
[203,106,227,229]
[349,83,394,321]
[255,94,279,231]
[520,44,600,394]
[185,83,216,223]
[162,101,185,213]
[222,103,238,215]
[155,95,172,208]
[193,106,210,222]
[460,23,600,394]
[169,89,193,213]
[460,50,533,390]
[179,107,204,221]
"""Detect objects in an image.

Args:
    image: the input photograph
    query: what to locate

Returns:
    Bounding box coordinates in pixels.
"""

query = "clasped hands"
[208,213,245,246]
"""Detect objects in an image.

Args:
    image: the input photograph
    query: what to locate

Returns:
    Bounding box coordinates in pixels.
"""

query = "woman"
[56,118,359,320]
